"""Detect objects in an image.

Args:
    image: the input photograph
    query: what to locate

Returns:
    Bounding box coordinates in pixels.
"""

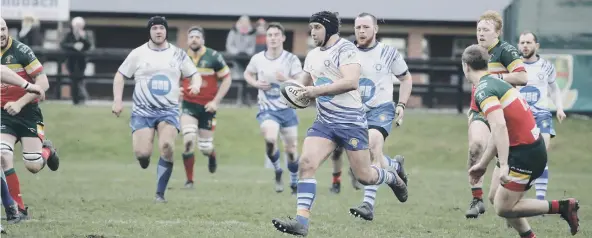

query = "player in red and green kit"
[465,11,529,218]
[0,18,60,218]
[180,26,232,188]
[463,44,579,238]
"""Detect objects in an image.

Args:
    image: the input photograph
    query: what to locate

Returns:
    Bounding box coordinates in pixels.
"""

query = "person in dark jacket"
[60,16,92,105]
[18,15,43,47]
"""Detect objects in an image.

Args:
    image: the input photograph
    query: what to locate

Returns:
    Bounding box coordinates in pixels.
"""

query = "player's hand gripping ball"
[280,80,311,109]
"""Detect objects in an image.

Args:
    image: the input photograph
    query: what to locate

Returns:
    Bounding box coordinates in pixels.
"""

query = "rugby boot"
[207,156,217,173]
[348,168,363,190]
[18,206,29,220]
[183,180,194,189]
[275,169,284,193]
[384,171,408,202]
[290,184,297,195]
[465,198,486,218]
[43,140,60,171]
[272,217,309,236]
[5,204,21,224]
[329,181,341,194]
[349,202,374,221]
[154,193,167,203]
[558,198,579,235]
[393,155,408,185]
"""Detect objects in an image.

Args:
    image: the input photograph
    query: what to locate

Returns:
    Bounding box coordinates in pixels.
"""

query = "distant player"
[518,31,566,201]
[244,22,302,194]
[111,16,201,202]
[465,11,528,218]
[348,12,411,220]
[180,26,232,188]
[1,17,60,219]
[464,44,579,237]
[271,11,406,236]
[1,170,21,224]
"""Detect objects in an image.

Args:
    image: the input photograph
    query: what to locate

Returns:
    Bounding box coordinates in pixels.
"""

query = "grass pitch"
[3,103,591,238]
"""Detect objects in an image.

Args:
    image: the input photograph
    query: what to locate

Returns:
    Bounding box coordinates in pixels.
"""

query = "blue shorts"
[130,115,180,133]
[306,121,369,151]
[535,116,556,138]
[256,108,299,128]
[366,102,396,138]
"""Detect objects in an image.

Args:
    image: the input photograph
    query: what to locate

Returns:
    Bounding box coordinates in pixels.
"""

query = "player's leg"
[1,167,21,224]
[154,117,180,202]
[279,126,299,195]
[494,140,579,236]
[130,116,156,169]
[197,108,218,174]
[488,164,501,205]
[329,146,344,193]
[533,117,554,201]
[257,111,284,192]
[180,114,198,188]
[466,112,489,218]
[271,123,338,236]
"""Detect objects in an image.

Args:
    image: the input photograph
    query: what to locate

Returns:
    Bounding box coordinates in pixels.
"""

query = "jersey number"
[359,86,372,97]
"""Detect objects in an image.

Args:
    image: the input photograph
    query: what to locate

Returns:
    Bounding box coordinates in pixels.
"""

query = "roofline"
[70,11,476,28]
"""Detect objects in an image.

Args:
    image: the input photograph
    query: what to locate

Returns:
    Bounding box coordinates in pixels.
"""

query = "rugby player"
[179,26,231,188]
[518,31,566,201]
[348,12,411,220]
[271,11,406,236]
[1,18,60,219]
[464,44,579,237]
[112,16,201,202]
[244,22,302,194]
[466,11,528,218]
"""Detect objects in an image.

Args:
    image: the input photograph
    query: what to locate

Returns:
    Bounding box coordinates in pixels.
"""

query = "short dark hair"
[266,22,285,35]
[462,44,490,71]
[357,12,378,25]
[519,31,538,43]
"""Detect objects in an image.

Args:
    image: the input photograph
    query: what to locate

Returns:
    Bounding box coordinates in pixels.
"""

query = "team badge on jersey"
[349,138,359,148]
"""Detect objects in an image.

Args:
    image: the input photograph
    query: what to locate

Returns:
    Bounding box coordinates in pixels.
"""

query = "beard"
[522,50,535,59]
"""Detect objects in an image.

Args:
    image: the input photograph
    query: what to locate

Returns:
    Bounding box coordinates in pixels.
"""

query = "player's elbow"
[347,79,359,91]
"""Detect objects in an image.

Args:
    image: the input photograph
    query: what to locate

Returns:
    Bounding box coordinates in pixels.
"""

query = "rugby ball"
[280,80,311,109]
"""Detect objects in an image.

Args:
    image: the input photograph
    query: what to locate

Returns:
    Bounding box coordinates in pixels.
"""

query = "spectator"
[225,15,256,56]
[60,16,92,105]
[18,15,43,47]
[254,18,267,53]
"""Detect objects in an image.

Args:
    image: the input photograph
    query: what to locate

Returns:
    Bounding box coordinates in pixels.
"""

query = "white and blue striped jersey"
[357,42,409,109]
[245,50,303,111]
[304,39,366,127]
[519,57,556,119]
[118,43,198,117]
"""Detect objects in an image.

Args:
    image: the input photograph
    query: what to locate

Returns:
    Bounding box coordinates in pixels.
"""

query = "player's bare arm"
[548,75,566,122]
[4,73,49,115]
[306,63,360,97]
[297,71,313,86]
[243,70,271,90]
[500,70,527,86]
[0,65,44,96]
[188,73,202,95]
[395,72,413,124]
[112,72,126,116]
[205,74,231,112]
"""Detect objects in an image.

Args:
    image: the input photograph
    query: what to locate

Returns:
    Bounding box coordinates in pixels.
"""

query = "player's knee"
[22,152,45,173]
[354,169,374,185]
[160,142,174,157]
[298,155,316,177]
[184,139,195,153]
[488,193,496,205]
[198,138,214,155]
[494,204,514,218]
[283,142,297,155]
[468,142,485,166]
[265,141,276,156]
[0,142,14,161]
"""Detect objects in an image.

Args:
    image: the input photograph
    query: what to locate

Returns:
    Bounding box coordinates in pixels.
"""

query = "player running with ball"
[464,44,579,237]
[347,12,411,220]
[112,16,202,202]
[465,11,528,218]
[517,31,566,201]
[271,11,406,236]
[244,22,303,194]
[1,18,60,219]
[179,26,232,188]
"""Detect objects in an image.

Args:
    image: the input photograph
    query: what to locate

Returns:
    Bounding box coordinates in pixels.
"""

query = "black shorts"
[502,137,547,192]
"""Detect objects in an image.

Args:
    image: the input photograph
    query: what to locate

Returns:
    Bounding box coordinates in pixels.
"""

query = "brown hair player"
[465,10,528,219]
[179,26,232,188]
[1,17,60,220]
[463,44,579,238]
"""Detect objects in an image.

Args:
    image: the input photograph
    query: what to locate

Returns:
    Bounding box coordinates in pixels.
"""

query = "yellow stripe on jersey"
[507,59,525,72]
[216,65,230,79]
[24,59,43,76]
[6,64,24,72]
[499,88,521,108]
[488,62,508,74]
[479,96,501,114]
[197,68,215,76]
